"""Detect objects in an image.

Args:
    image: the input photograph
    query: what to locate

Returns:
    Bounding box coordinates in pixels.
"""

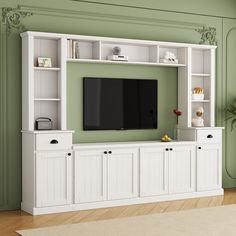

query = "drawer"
[36,133,72,151]
[196,129,221,143]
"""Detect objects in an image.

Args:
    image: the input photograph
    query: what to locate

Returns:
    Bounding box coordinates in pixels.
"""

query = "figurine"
[192,106,204,127]
[164,51,178,63]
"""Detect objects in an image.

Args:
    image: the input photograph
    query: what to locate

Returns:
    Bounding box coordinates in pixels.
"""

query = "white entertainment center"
[21,31,224,215]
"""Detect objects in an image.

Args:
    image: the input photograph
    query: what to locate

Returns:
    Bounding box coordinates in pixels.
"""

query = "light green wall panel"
[0,0,235,210]
[222,18,236,188]
[67,63,177,143]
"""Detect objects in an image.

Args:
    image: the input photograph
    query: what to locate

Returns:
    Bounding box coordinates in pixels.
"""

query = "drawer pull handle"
[207,134,213,139]
[198,147,202,150]
[68,153,71,156]
[50,139,58,144]
[104,151,107,154]
[108,151,112,154]
[165,148,169,151]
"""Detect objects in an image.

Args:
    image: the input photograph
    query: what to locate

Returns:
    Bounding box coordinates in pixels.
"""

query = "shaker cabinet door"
[74,150,107,203]
[197,144,221,191]
[107,148,138,200]
[36,151,72,207]
[140,147,168,197]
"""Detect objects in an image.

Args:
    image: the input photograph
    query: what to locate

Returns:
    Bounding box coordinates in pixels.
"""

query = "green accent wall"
[0,0,236,210]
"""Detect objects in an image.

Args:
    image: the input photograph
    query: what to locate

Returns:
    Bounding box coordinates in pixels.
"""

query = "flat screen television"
[83,77,157,130]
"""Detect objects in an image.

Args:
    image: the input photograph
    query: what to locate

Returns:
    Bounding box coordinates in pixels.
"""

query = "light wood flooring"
[1,189,236,236]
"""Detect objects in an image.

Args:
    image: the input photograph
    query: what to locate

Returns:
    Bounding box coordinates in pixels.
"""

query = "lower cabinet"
[74,148,138,203]
[169,146,195,194]
[36,151,72,207]
[140,147,168,197]
[197,144,222,191]
[140,145,195,197]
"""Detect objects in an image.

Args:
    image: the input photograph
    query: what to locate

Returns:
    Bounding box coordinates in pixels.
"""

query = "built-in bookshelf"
[21,31,216,131]
[22,34,67,131]
[178,47,215,127]
[66,38,187,67]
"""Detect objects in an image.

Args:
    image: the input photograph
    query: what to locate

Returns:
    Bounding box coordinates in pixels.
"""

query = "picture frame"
[37,57,52,67]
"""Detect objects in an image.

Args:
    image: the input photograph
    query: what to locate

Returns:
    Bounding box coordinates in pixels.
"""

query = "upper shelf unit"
[66,38,188,67]
[21,31,217,131]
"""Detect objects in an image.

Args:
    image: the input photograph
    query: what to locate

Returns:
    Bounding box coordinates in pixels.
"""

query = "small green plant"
[225,101,236,131]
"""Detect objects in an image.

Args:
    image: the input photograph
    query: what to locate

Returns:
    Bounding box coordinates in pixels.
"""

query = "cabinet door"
[169,146,195,194]
[74,150,107,203]
[107,148,138,200]
[140,147,168,197]
[36,151,72,207]
[197,144,222,191]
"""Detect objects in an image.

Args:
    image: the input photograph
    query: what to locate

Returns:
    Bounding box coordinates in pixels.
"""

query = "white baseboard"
[22,189,224,215]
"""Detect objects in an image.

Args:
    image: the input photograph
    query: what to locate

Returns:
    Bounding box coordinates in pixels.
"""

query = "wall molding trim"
[195,26,217,45]
[0,21,7,208]
[19,4,204,31]
[70,0,236,20]
[224,26,236,180]
[1,7,33,35]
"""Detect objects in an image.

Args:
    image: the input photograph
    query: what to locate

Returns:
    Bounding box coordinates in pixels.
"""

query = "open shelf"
[34,98,61,101]
[67,58,186,67]
[34,67,61,71]
[34,101,60,130]
[192,100,210,103]
[192,73,211,77]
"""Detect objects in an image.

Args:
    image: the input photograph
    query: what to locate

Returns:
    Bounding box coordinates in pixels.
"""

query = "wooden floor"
[1,189,236,236]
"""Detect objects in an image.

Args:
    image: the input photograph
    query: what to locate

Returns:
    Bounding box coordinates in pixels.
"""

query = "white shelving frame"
[21,31,217,132]
[178,47,216,128]
[21,31,223,216]
[22,34,67,131]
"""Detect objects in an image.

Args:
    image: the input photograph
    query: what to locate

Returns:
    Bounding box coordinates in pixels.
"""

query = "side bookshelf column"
[59,37,67,130]
[177,47,191,127]
[210,48,216,127]
[22,35,34,131]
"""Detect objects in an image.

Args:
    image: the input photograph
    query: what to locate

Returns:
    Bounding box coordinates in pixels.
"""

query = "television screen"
[83,77,157,130]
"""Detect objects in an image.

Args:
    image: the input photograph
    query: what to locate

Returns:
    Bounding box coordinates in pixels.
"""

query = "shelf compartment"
[191,75,211,100]
[67,39,100,60]
[192,49,211,74]
[191,102,211,127]
[34,70,59,99]
[101,41,158,63]
[34,101,60,130]
[34,38,60,68]
[159,46,186,65]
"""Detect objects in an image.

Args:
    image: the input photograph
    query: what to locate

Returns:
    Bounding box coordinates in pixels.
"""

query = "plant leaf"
[231,118,236,131]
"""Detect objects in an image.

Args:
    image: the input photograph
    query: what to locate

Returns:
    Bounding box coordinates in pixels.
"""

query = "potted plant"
[225,101,236,131]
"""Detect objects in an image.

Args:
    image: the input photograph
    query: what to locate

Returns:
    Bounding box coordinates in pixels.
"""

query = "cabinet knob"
[50,139,58,144]
[170,148,173,151]
[198,147,202,150]
[104,151,107,154]
[67,153,71,156]
[207,134,213,139]
[165,148,169,151]
[108,151,112,154]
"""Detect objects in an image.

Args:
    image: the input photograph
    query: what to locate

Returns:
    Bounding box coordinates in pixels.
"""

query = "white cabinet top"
[20,31,217,50]
[73,140,196,150]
